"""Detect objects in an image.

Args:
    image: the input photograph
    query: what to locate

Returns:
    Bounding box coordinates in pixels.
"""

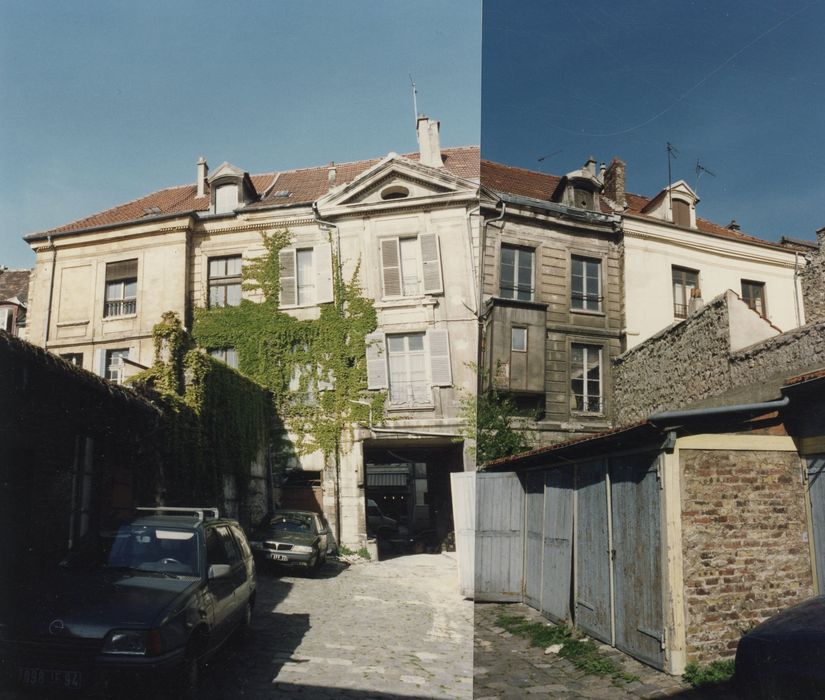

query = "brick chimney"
[416,115,444,168]
[603,157,626,208]
[196,157,208,198]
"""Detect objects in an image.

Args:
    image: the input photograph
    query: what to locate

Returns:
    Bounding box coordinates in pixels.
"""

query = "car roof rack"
[136,507,220,522]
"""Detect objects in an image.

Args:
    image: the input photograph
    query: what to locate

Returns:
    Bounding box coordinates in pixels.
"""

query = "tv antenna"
[666,141,679,215]
[537,149,562,163]
[695,159,716,194]
[409,74,418,125]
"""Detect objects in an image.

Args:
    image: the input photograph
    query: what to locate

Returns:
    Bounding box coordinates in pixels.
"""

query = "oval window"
[381,185,409,201]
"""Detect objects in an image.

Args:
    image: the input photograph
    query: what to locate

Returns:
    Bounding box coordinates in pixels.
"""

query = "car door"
[228,524,255,601]
[204,525,236,643]
[216,525,246,628]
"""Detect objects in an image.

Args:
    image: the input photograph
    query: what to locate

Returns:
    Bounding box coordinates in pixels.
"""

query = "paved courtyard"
[474,602,738,700]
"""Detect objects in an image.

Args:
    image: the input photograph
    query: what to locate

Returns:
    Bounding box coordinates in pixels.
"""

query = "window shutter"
[419,233,443,294]
[427,328,452,386]
[380,238,402,297]
[279,249,297,306]
[105,259,138,281]
[315,242,334,304]
[365,331,388,389]
[95,349,106,377]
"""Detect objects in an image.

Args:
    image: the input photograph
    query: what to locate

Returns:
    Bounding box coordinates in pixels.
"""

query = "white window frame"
[499,244,535,301]
[103,260,138,318]
[511,327,527,352]
[209,347,238,369]
[208,255,242,308]
[570,255,602,312]
[570,343,603,414]
[380,233,443,298]
[0,307,11,333]
[279,243,333,307]
[105,348,129,384]
[387,332,431,408]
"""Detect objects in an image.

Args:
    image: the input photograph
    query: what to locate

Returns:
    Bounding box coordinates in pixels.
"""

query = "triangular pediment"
[316,155,473,210]
[208,161,246,182]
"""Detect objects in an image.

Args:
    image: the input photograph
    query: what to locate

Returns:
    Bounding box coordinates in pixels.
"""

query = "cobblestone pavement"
[474,603,739,700]
[0,553,472,700]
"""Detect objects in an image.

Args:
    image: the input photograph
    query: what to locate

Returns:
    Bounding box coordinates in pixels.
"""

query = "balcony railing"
[104,299,136,317]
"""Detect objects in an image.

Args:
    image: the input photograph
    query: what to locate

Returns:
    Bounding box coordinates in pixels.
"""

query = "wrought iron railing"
[104,299,136,317]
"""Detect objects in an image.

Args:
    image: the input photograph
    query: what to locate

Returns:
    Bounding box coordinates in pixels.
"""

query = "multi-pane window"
[500,245,534,300]
[104,260,137,317]
[672,266,699,319]
[571,256,601,311]
[60,353,83,368]
[741,280,766,317]
[105,348,129,384]
[209,347,238,369]
[279,244,334,307]
[380,234,443,298]
[209,255,242,307]
[571,343,602,413]
[296,249,315,305]
[387,333,431,407]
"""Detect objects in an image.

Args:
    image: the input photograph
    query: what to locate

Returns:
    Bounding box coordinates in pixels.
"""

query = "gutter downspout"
[465,198,481,316]
[312,202,344,543]
[477,200,506,393]
[648,396,790,430]
[43,235,57,349]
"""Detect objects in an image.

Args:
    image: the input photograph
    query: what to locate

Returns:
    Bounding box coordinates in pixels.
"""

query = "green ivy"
[191,228,384,459]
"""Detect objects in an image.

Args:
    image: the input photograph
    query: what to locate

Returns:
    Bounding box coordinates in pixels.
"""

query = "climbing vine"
[191,228,384,459]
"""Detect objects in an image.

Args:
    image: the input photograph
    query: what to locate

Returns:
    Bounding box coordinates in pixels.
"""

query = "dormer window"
[381,185,410,201]
[215,184,239,214]
[572,188,594,210]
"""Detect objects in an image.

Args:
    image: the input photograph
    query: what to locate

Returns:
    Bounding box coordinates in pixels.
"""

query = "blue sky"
[482,0,825,244]
[0,0,481,268]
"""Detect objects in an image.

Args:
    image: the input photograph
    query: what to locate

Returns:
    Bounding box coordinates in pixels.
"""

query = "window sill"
[56,320,90,327]
[102,314,138,321]
[376,296,439,309]
[570,308,605,317]
[386,404,435,412]
[570,411,606,419]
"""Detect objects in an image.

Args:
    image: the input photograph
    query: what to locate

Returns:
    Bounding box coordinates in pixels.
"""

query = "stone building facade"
[801,226,825,324]
[22,117,480,547]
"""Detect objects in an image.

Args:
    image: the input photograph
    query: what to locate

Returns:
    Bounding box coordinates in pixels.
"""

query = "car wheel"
[164,640,202,700]
[307,552,321,577]
[238,599,253,638]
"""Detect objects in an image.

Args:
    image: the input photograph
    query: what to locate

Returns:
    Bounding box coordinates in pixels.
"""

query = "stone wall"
[614,291,825,424]
[680,448,813,663]
[613,295,732,424]
[801,228,825,324]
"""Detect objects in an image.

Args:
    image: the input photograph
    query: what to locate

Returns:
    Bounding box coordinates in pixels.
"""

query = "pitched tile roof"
[28,147,480,240]
[481,159,797,251]
[0,269,31,304]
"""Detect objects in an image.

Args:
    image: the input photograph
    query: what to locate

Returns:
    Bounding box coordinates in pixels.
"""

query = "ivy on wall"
[191,229,384,460]
[129,312,273,505]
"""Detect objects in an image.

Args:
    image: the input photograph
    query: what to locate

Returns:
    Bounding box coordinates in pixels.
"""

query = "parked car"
[735,595,825,698]
[366,499,399,538]
[0,507,256,697]
[248,509,336,573]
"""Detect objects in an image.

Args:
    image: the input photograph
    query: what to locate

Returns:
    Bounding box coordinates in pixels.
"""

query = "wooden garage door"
[540,468,573,623]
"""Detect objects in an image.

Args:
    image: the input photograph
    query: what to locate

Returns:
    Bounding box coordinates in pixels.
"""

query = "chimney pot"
[727,219,740,231]
[603,157,627,208]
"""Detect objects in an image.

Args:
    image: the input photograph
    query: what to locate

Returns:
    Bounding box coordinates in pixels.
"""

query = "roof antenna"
[537,149,562,163]
[409,74,419,125]
[666,141,679,217]
[695,159,716,195]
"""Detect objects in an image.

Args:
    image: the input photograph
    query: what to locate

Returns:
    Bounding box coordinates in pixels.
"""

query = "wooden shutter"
[279,249,297,306]
[380,238,401,297]
[419,233,443,294]
[314,242,334,304]
[105,259,137,281]
[427,328,452,386]
[365,331,388,389]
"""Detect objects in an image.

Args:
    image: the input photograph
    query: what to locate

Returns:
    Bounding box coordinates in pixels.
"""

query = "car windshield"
[106,525,199,575]
[267,513,315,534]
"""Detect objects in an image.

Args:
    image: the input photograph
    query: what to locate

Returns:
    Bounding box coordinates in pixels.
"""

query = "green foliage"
[682,660,735,688]
[191,228,382,459]
[495,610,638,686]
[128,313,272,505]
[337,544,354,556]
[356,546,371,560]
[460,364,532,466]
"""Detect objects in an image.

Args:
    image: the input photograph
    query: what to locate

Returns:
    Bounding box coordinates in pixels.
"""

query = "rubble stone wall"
[613,297,732,424]
[730,322,825,386]
[680,448,813,663]
[801,229,825,323]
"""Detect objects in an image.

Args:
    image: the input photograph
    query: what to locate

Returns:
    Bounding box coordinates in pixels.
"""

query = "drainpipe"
[312,203,343,311]
[477,200,506,393]
[648,396,790,430]
[43,235,57,349]
[465,199,481,316]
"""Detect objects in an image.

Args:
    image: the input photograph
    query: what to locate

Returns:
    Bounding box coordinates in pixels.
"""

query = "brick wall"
[801,228,825,324]
[680,448,813,662]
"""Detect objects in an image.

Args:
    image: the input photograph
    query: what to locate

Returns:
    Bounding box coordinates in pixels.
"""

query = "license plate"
[268,553,289,562]
[19,667,82,689]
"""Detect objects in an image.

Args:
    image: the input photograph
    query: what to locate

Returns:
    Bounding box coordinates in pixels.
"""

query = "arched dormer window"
[215,183,239,214]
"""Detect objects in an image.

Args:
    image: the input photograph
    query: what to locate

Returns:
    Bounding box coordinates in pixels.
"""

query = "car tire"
[168,637,204,700]
[307,552,321,577]
[238,599,253,638]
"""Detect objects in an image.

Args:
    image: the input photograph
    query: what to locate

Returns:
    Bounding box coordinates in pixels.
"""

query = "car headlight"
[102,629,162,656]
[291,545,313,554]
